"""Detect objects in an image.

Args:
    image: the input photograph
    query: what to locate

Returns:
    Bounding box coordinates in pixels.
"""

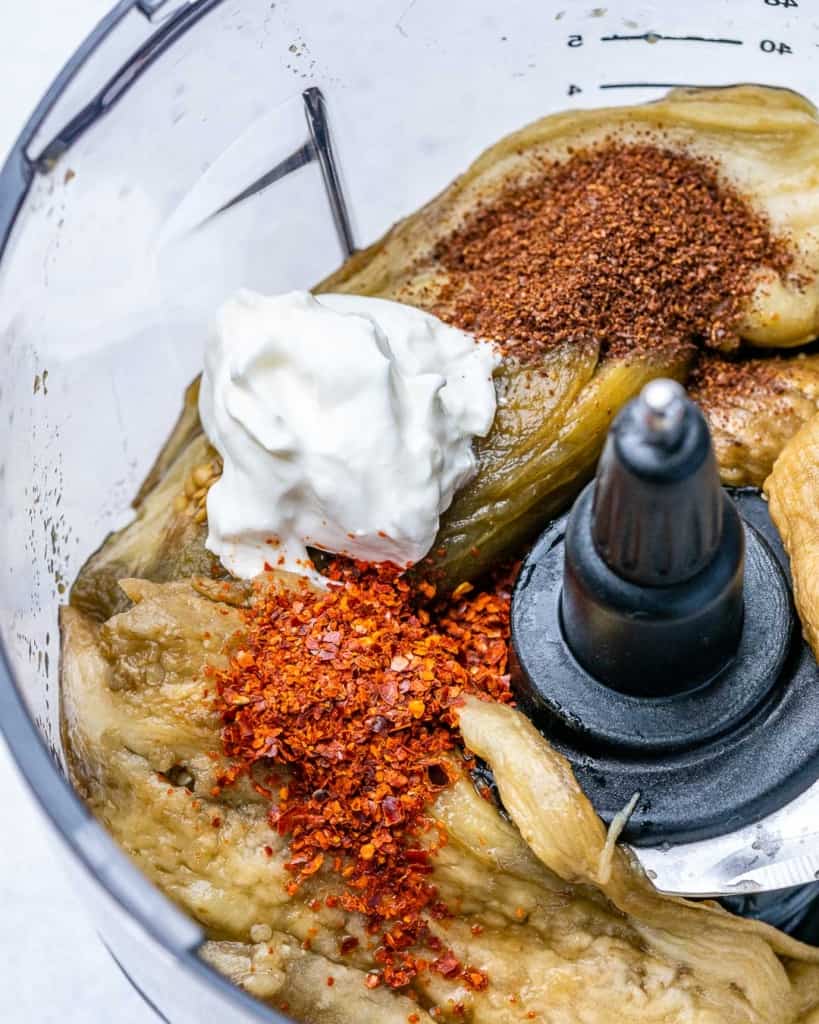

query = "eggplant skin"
[417,348,692,588]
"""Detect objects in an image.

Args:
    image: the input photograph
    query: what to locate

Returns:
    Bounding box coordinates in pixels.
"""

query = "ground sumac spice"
[433,143,794,363]
[212,560,513,990]
[687,350,787,409]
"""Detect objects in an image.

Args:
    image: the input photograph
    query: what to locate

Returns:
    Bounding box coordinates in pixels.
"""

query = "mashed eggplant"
[61,580,819,1022]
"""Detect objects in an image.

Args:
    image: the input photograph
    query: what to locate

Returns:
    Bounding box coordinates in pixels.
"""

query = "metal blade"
[632,780,819,897]
[303,87,355,257]
[727,851,819,891]
[198,140,316,227]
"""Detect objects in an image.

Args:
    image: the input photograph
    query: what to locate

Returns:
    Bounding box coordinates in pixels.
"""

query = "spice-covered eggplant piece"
[764,412,819,659]
[690,352,819,487]
[321,85,819,350]
[62,573,310,807]
[201,939,436,1023]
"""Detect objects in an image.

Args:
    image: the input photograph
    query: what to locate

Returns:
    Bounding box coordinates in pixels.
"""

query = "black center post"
[562,379,744,696]
[511,379,818,845]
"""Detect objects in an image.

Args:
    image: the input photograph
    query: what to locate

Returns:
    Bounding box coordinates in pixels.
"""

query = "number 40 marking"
[760,38,793,53]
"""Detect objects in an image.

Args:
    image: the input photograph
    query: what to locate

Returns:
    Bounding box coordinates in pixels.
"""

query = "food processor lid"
[0,13,818,997]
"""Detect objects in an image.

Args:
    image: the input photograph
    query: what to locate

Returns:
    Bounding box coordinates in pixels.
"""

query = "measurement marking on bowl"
[601,33,744,46]
[599,83,706,91]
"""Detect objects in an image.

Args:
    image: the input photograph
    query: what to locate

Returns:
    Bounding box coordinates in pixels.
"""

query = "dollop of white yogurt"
[199,289,499,580]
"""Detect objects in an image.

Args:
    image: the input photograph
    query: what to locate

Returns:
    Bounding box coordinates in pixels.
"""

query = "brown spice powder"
[433,143,793,363]
[687,351,787,410]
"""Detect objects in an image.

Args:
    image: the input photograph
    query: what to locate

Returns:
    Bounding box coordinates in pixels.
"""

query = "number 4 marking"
[568,84,582,96]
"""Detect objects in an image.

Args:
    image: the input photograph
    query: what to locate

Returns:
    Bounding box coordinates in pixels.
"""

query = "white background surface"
[0,2,156,1020]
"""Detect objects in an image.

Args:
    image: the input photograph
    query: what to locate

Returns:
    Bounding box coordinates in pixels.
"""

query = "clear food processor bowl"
[0,1,816,1020]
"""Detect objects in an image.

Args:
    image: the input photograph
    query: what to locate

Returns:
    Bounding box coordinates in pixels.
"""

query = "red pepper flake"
[326,976,335,987]
[432,952,461,979]
[381,795,405,825]
[408,1015,420,1023]
[212,558,513,992]
[211,816,222,828]
[465,968,489,991]
[301,852,324,877]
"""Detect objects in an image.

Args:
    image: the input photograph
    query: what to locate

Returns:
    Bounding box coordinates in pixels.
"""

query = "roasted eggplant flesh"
[61,581,819,1022]
[766,410,819,659]
[70,432,224,621]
